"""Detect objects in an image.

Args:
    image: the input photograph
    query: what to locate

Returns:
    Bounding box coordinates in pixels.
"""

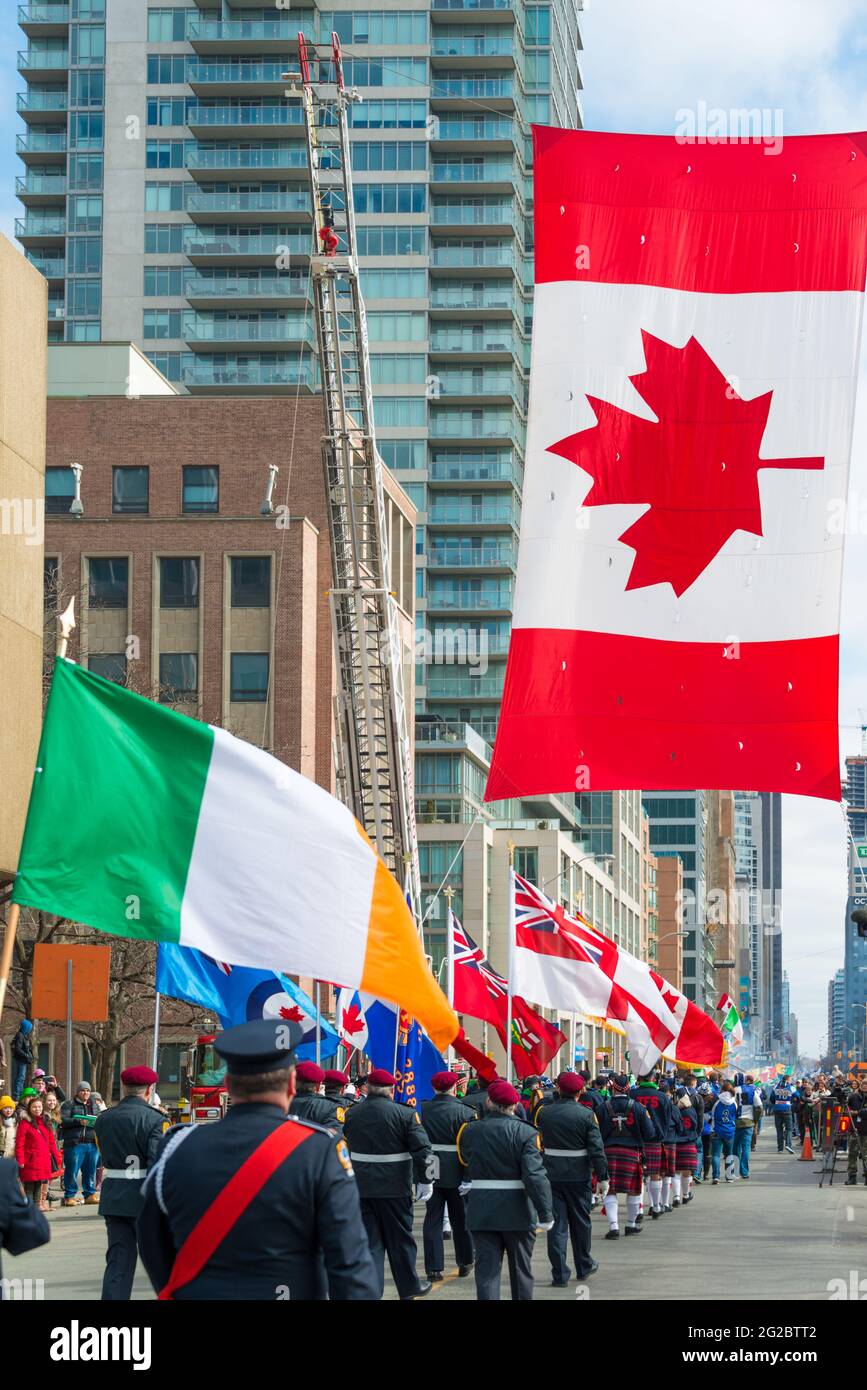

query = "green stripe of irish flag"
[13,659,214,941]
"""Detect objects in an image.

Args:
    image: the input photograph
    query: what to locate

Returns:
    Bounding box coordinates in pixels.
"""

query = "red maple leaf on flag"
[548,331,824,596]
[341,1002,366,1037]
[279,1004,305,1022]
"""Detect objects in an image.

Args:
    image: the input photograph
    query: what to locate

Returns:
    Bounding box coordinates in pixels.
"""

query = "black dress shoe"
[458,1263,474,1277]
[409,1281,433,1299]
[550,1278,570,1287]
[578,1260,599,1278]
[427,1270,444,1282]
[604,1229,620,1240]
[624,1223,642,1236]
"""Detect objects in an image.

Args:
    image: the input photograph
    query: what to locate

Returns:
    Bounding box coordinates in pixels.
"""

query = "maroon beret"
[431,1071,460,1092]
[323,1069,349,1087]
[488,1080,520,1106]
[121,1066,158,1087]
[367,1068,397,1086]
[296,1061,326,1084]
[556,1072,585,1095]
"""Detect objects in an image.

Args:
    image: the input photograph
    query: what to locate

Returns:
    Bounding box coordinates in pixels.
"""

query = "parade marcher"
[289,1061,343,1131]
[696,1081,715,1180]
[420,1071,477,1282]
[94,1065,166,1301]
[658,1078,680,1212]
[845,1075,867,1185]
[0,1156,49,1288]
[137,1020,377,1300]
[672,1088,700,1205]
[343,1067,434,1301]
[60,1080,100,1205]
[596,1074,655,1238]
[733,1074,762,1178]
[772,1078,795,1154]
[464,1076,528,1121]
[631,1072,676,1217]
[709,1083,738,1182]
[456,1079,553,1300]
[536,1072,608,1285]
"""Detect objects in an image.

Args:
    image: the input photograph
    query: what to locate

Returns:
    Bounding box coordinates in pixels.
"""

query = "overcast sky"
[5,2,867,1052]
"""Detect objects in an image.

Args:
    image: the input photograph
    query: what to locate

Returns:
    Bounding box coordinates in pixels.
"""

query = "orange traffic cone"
[800,1129,814,1161]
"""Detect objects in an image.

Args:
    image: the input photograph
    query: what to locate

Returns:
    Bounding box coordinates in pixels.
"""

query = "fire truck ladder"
[291,34,421,916]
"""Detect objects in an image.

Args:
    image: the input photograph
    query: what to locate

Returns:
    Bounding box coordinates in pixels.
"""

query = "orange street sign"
[32,943,111,1022]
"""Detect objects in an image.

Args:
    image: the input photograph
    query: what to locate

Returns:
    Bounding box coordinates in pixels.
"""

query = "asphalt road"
[5,1127,865,1301]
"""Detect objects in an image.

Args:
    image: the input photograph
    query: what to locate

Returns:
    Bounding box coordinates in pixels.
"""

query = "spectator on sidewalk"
[15,1095,60,1212]
[709,1083,738,1184]
[60,1081,100,1206]
[772,1079,795,1154]
[733,1074,761,1178]
[9,1022,34,1101]
[41,1091,64,1207]
[1,1098,18,1161]
[845,1076,867,1186]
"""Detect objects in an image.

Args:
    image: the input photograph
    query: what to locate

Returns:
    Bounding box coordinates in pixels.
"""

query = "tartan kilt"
[662,1143,678,1177]
[642,1141,663,1181]
[604,1144,643,1195]
[675,1142,698,1172]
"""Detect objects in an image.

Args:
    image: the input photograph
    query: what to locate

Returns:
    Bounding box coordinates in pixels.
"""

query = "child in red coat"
[15,1095,61,1211]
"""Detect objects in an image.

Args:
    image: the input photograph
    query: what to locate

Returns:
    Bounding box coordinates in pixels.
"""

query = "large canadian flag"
[486,129,867,803]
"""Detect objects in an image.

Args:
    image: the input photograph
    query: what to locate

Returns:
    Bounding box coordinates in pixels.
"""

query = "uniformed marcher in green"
[289,1062,343,1130]
[536,1071,608,1286]
[94,1065,167,1301]
[420,1070,477,1281]
[456,1079,553,1301]
[343,1067,434,1300]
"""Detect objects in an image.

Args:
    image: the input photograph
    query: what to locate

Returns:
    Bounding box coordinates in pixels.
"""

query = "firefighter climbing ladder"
[290,34,422,917]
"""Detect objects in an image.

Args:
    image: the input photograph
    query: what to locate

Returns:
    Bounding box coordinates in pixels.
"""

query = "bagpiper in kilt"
[630,1074,678,1220]
[671,1089,700,1208]
[595,1075,656,1239]
[658,1079,681,1210]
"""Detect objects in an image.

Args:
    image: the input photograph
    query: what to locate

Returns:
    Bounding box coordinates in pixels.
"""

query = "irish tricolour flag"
[12,660,458,1052]
[717,994,745,1046]
[487,129,867,803]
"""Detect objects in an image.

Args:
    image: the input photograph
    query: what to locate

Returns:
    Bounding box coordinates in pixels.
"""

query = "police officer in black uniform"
[536,1071,608,1286]
[343,1067,434,1300]
[420,1069,477,1281]
[289,1061,343,1131]
[456,1079,553,1300]
[136,1019,377,1300]
[94,1064,166,1300]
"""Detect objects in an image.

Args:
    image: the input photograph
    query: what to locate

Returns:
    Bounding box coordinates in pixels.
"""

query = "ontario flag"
[486,129,867,803]
[511,872,724,1073]
[451,913,566,1079]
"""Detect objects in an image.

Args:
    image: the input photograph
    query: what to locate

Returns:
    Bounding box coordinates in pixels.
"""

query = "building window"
[159,653,197,703]
[182,466,218,513]
[230,652,269,702]
[45,466,75,515]
[44,557,59,606]
[231,556,271,608]
[88,653,126,683]
[88,558,128,609]
[160,557,199,609]
[112,466,149,515]
[514,846,538,883]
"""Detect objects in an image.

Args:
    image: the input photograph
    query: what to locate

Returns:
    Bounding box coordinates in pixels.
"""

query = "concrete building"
[706,790,739,1009]
[760,792,784,1053]
[0,234,48,881]
[827,967,846,1066]
[641,791,709,1007]
[844,824,867,1064]
[655,856,684,993]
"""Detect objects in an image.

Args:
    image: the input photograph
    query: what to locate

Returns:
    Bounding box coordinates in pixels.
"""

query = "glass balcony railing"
[431,35,516,58]
[16,173,66,196]
[428,541,516,568]
[184,232,310,257]
[15,216,65,237]
[430,201,514,226]
[430,284,517,312]
[184,272,310,300]
[424,672,506,698]
[431,160,518,184]
[17,88,68,112]
[182,358,316,389]
[26,255,64,276]
[185,189,310,216]
[183,314,315,344]
[429,327,520,354]
[434,371,522,402]
[16,130,66,153]
[189,61,300,86]
[47,297,65,316]
[431,76,516,99]
[187,18,316,43]
[432,117,518,142]
[431,0,517,9]
[18,48,68,70]
[188,105,302,128]
[187,146,307,172]
[427,584,513,610]
[428,500,519,525]
[429,457,521,486]
[430,413,518,440]
[430,243,516,271]
[18,4,70,21]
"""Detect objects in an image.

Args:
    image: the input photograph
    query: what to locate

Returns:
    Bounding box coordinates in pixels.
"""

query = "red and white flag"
[487,129,867,803]
[511,872,724,1073]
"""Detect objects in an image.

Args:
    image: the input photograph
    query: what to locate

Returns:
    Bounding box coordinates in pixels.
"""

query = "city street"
[6,1130,865,1302]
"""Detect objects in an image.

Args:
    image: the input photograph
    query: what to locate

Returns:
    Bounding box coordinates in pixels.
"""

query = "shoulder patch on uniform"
[535,1133,542,1151]
[414,1110,421,1124]
[335,1139,354,1174]
[336,1106,346,1124]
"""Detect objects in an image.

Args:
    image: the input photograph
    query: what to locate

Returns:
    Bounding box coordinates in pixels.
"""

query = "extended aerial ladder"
[289,34,422,917]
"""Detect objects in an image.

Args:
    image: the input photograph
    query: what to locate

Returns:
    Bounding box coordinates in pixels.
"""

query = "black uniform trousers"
[547,1181,593,1282]
[102,1215,140,1301]
[473,1229,535,1301]
[422,1187,473,1272]
[360,1196,422,1300]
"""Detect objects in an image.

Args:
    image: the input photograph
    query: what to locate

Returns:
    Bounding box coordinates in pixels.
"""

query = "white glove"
[458,1181,472,1196]
[415,1182,434,1203]
[597,1181,610,1199]
[535,1219,555,1233]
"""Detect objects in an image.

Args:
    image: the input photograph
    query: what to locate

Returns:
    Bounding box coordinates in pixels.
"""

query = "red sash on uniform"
[158,1120,315,1300]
